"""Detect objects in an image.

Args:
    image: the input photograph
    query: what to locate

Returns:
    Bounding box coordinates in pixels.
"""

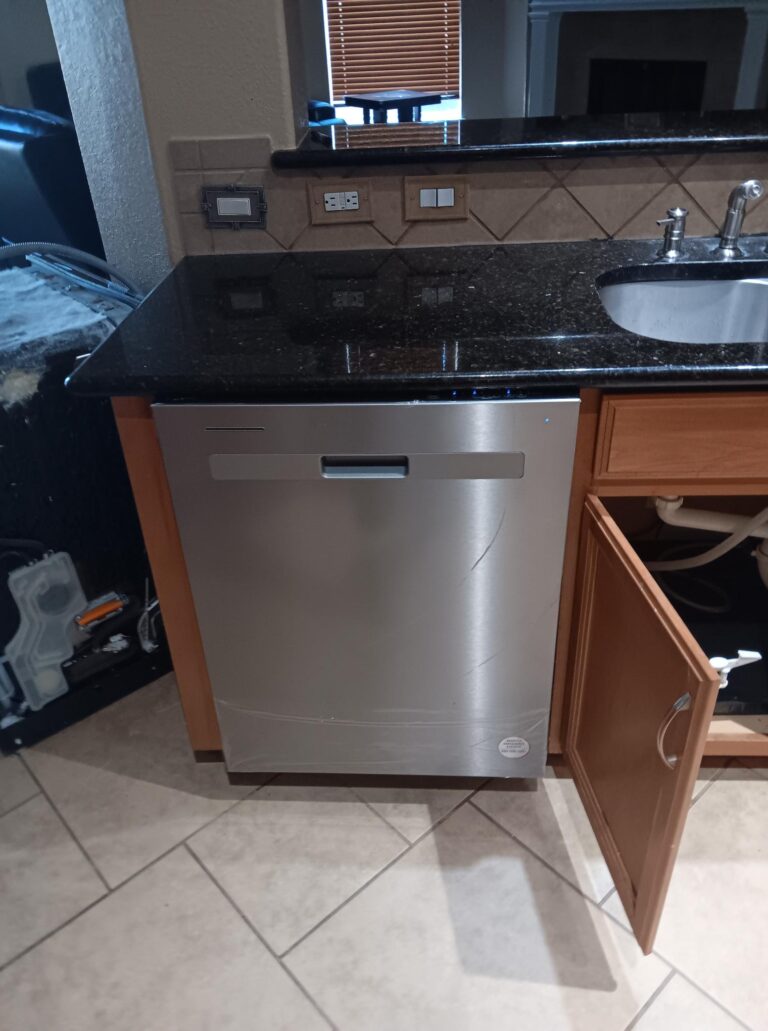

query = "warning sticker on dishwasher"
[498,736,530,759]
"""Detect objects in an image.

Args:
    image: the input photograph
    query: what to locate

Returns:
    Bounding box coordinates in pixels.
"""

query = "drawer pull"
[656,692,692,770]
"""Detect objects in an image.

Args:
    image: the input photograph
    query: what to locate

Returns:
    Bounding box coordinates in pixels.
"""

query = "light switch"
[216,196,252,216]
[437,187,455,208]
[419,188,438,208]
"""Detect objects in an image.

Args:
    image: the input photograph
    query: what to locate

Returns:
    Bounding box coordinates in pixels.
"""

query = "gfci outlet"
[324,190,360,212]
[308,180,373,224]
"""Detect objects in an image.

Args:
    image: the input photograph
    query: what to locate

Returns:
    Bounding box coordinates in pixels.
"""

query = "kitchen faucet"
[715,178,764,257]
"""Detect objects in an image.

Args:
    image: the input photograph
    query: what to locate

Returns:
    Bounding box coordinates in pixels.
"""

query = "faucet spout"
[716,178,764,257]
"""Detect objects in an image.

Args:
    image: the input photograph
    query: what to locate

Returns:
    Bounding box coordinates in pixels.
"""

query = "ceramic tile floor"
[0,673,764,1031]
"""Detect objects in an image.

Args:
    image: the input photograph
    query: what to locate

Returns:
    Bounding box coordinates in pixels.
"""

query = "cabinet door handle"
[656,692,692,770]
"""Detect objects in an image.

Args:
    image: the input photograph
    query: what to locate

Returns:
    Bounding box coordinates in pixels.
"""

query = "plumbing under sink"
[597,269,768,345]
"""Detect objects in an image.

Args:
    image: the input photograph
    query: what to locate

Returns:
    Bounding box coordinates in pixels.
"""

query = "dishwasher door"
[153,399,579,777]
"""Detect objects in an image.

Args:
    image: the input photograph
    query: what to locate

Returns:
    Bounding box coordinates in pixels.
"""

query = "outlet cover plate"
[404,176,468,221]
[308,180,373,224]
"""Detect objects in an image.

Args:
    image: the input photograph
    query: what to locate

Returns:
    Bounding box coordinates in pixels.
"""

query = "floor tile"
[473,768,614,902]
[0,795,105,967]
[738,757,768,779]
[633,975,745,1031]
[352,778,477,842]
[0,847,327,1031]
[0,754,38,816]
[286,803,669,1031]
[604,767,768,1030]
[24,676,252,886]
[189,781,406,953]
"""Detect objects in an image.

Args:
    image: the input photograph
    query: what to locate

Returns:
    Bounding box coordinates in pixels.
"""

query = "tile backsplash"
[169,135,768,257]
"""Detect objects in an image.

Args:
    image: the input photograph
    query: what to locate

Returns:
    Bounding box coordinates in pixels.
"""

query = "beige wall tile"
[238,168,309,249]
[199,135,272,170]
[468,163,554,239]
[169,139,200,171]
[398,215,495,247]
[615,183,716,239]
[174,171,203,214]
[290,222,390,250]
[369,175,409,244]
[212,227,283,253]
[563,156,671,235]
[681,151,768,232]
[506,188,605,242]
[180,212,214,254]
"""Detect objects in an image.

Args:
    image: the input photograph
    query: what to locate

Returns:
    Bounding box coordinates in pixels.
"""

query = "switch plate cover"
[405,176,468,221]
[202,185,267,229]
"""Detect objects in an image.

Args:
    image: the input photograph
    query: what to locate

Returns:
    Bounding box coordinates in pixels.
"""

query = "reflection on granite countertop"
[67,237,768,400]
[273,109,768,167]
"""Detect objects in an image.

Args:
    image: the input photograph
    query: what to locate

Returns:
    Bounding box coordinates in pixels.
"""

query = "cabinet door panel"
[566,495,719,953]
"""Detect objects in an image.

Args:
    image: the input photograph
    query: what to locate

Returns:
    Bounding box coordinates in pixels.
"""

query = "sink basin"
[597,269,768,344]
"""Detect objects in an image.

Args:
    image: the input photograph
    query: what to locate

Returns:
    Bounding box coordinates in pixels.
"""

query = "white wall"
[0,0,59,109]
[461,0,528,119]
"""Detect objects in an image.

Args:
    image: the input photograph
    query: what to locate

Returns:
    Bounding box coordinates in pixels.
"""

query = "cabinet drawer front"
[594,393,768,492]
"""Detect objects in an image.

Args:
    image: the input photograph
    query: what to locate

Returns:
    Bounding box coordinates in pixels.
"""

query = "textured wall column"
[46,0,170,291]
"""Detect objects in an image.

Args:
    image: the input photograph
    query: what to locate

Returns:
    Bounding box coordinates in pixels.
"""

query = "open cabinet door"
[566,495,719,954]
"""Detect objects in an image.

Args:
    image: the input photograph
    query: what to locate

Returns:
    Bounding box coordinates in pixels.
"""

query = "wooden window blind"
[325,1,460,101]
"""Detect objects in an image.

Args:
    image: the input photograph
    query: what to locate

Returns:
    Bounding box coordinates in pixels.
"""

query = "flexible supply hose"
[0,241,143,297]
[646,503,768,572]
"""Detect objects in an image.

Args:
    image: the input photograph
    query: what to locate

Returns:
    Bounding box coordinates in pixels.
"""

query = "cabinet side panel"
[111,397,221,752]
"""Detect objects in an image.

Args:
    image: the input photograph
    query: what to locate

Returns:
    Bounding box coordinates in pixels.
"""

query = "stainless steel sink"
[598,274,768,344]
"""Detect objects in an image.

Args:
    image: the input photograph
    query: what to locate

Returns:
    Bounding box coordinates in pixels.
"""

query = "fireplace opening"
[587,57,707,114]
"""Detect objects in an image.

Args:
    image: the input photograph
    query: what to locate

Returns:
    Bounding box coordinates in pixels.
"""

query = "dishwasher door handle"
[321,456,409,478]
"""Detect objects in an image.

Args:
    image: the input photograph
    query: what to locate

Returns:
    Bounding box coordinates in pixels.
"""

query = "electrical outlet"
[324,190,360,212]
[405,176,468,221]
[308,181,372,224]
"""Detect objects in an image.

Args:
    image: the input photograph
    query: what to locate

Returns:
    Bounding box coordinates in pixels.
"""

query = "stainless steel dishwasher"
[154,399,579,777]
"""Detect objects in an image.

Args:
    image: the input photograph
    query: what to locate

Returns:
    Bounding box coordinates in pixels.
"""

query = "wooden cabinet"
[556,388,768,953]
[567,496,720,952]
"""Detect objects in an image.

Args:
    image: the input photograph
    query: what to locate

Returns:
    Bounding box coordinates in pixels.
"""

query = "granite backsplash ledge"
[167,135,768,261]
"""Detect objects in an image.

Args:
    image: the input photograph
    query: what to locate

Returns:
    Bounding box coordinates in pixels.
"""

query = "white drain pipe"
[647,496,768,588]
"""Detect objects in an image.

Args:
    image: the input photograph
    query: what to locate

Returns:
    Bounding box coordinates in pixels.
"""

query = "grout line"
[467,798,610,909]
[690,759,731,806]
[672,969,754,1031]
[184,844,338,1031]
[597,886,754,1028]
[501,185,556,240]
[557,182,613,239]
[597,885,617,908]
[0,790,41,821]
[18,753,111,894]
[0,882,113,975]
[353,795,413,846]
[621,969,677,1031]
[280,786,488,961]
[607,179,671,240]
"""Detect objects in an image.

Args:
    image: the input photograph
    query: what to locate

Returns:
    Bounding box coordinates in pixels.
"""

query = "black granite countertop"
[273,110,768,168]
[67,237,768,401]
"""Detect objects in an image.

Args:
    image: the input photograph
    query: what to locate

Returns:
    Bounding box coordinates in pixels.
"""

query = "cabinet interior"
[603,495,768,728]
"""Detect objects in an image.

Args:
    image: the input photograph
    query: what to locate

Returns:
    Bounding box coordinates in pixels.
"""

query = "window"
[325,0,460,102]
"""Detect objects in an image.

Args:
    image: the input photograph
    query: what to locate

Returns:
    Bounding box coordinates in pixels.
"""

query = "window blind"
[325,0,460,102]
